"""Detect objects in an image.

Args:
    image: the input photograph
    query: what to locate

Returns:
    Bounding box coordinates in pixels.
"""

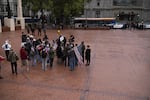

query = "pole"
[17,0,23,18]
[85,0,87,29]
[7,0,11,18]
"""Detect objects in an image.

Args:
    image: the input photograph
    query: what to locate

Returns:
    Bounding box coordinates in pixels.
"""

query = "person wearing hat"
[2,40,12,60]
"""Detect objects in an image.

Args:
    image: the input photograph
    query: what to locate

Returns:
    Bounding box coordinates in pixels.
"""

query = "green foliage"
[23,0,53,13]
[51,0,87,17]
[22,0,91,23]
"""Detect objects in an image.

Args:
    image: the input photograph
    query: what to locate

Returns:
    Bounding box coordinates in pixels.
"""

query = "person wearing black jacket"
[85,45,91,66]
[81,41,85,63]
[21,32,27,43]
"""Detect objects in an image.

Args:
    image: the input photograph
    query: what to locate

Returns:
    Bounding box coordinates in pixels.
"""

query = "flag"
[77,44,83,56]
[74,46,83,65]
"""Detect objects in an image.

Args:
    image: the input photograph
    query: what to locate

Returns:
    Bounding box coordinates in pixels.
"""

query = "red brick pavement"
[0,29,150,100]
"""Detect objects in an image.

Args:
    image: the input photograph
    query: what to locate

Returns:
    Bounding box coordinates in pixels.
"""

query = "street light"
[6,0,11,18]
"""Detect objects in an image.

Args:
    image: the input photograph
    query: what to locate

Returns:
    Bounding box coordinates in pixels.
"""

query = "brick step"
[15,26,21,30]
[2,26,10,32]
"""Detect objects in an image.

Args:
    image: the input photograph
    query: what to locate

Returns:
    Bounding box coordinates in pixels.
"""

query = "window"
[113,0,142,6]
[97,0,100,6]
[95,10,100,18]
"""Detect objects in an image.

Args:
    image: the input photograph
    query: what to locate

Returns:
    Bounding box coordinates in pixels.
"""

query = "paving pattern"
[0,29,150,100]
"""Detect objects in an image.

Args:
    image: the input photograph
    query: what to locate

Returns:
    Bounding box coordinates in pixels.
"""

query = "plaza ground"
[0,29,150,100]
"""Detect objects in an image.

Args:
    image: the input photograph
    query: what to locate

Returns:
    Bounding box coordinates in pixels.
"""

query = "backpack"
[42,50,47,58]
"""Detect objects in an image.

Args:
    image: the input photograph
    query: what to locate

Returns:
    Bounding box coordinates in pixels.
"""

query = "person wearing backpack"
[2,40,12,60]
[8,49,19,75]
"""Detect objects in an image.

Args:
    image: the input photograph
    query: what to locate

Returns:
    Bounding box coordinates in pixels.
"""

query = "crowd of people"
[1,31,91,77]
[26,22,47,36]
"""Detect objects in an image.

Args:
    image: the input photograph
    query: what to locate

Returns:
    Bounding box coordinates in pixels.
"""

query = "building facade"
[0,0,32,17]
[84,0,150,21]
[0,0,17,17]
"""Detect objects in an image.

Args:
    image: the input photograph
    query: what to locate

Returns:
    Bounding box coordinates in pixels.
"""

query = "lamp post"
[85,0,88,29]
[4,0,15,31]
[6,0,11,18]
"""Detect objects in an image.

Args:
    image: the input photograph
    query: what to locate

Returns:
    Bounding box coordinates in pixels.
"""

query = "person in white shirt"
[2,40,12,60]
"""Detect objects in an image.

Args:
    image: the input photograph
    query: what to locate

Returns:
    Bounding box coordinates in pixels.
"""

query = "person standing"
[41,49,48,71]
[8,49,19,75]
[26,24,30,34]
[68,46,76,71]
[85,45,91,66]
[31,24,35,36]
[21,32,27,43]
[29,46,37,67]
[20,45,29,72]
[2,40,12,60]
[42,23,46,35]
[0,55,5,79]
[81,41,85,63]
[48,47,55,67]
[37,23,42,36]
[63,44,69,67]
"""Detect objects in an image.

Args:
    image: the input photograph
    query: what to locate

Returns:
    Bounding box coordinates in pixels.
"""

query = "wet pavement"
[0,29,150,100]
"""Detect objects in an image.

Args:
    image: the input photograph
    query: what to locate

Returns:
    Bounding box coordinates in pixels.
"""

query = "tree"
[23,0,52,16]
[51,0,91,24]
[22,0,91,24]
